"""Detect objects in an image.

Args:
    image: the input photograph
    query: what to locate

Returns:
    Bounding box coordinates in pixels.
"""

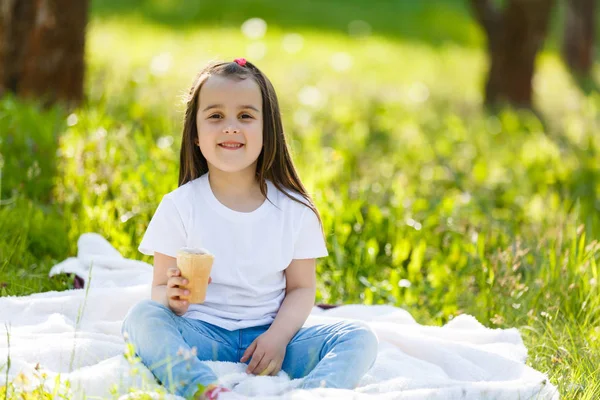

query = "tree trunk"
[470,0,555,109]
[562,0,595,77]
[0,0,88,107]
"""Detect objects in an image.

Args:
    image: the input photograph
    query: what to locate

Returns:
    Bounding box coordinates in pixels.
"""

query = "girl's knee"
[345,321,379,352]
[122,299,173,336]
[344,322,378,369]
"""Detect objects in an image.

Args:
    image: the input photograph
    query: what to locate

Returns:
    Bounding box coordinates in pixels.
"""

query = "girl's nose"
[223,126,239,134]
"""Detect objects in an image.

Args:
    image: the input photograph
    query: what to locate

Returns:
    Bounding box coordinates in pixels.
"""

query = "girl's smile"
[219,142,244,149]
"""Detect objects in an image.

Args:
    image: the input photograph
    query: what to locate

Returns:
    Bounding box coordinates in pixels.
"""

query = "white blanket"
[0,233,559,399]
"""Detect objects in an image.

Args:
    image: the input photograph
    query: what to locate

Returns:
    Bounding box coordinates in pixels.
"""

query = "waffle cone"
[176,250,214,304]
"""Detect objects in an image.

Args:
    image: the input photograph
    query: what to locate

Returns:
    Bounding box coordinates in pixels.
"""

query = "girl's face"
[196,75,264,175]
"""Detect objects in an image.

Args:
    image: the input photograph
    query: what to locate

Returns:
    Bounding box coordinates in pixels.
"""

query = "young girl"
[121,58,378,400]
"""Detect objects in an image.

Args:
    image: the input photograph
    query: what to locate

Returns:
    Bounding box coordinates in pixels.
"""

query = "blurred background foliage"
[1,1,599,398]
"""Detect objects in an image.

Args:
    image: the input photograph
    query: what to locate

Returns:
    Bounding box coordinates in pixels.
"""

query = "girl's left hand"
[240,330,288,376]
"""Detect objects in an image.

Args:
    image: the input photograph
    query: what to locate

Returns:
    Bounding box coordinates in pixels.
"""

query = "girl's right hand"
[166,267,191,316]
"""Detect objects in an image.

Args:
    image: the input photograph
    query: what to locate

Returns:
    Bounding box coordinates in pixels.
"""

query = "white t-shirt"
[138,172,329,331]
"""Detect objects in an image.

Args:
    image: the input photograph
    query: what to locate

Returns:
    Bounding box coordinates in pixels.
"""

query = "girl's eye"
[240,114,252,119]
[209,114,222,119]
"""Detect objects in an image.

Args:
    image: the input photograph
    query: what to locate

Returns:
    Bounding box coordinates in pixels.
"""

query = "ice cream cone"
[176,247,214,304]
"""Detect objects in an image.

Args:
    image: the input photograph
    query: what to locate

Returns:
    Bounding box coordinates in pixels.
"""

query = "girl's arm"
[267,258,317,342]
[241,258,317,375]
[151,252,177,306]
[151,252,192,316]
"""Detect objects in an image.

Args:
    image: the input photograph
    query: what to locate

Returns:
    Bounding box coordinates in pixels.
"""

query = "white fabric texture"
[0,233,559,400]
[138,172,328,331]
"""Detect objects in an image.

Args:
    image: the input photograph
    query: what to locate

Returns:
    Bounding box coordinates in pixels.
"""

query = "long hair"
[178,60,324,234]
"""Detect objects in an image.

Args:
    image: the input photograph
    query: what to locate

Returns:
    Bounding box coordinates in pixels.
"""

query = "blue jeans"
[121,300,378,399]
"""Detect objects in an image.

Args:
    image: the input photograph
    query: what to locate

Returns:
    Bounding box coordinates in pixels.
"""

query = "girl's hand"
[240,330,288,376]
[166,267,190,315]
[166,268,213,316]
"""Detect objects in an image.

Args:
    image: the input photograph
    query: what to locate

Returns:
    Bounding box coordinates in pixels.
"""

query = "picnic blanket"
[0,233,559,399]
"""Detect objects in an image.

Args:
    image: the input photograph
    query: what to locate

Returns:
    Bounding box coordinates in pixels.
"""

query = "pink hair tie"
[234,58,247,66]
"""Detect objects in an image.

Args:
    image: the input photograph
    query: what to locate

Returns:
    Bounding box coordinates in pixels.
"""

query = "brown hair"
[178,60,324,234]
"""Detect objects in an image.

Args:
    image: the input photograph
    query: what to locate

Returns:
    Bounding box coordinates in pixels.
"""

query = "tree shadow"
[90,0,483,48]
[0,94,65,205]
[570,73,600,96]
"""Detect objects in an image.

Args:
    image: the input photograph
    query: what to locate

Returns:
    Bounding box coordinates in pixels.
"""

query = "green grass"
[1,0,600,398]
[90,0,483,47]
